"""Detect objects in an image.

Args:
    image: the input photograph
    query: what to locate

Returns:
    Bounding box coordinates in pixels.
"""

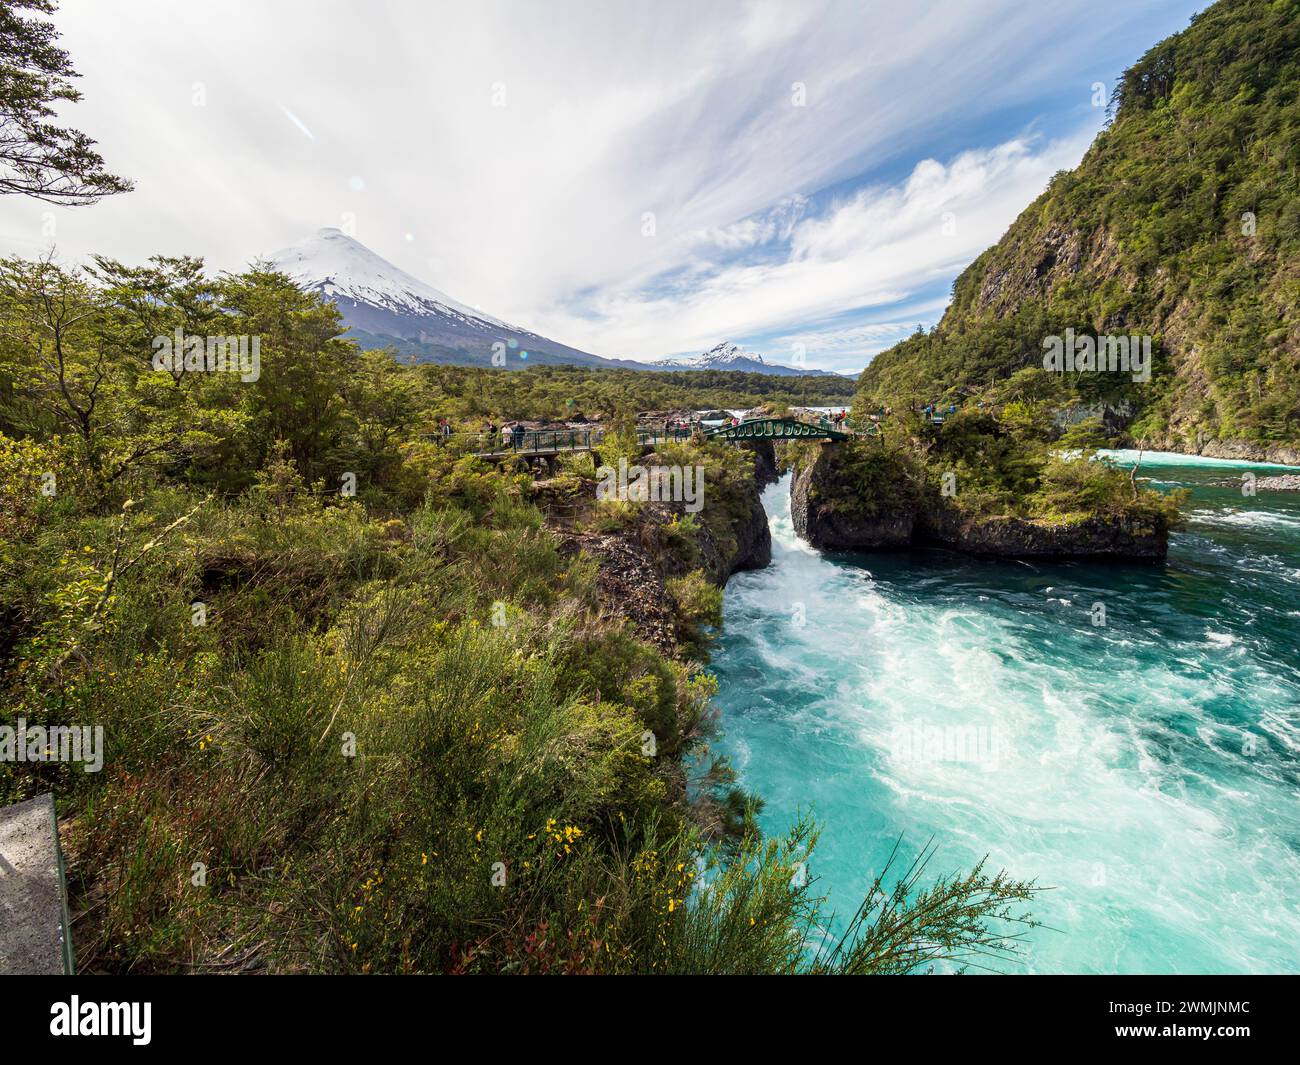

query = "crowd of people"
[658,417,699,434]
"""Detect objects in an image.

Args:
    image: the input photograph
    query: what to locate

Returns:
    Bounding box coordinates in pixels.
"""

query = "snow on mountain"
[266,233,843,376]
[653,341,766,370]
[651,341,840,377]
[270,227,511,331]
[267,229,614,367]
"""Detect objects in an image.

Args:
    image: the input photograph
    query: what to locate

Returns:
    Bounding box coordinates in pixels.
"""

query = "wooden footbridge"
[467,414,875,460]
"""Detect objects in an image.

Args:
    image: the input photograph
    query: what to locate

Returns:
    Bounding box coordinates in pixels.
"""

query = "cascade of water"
[710,465,1300,973]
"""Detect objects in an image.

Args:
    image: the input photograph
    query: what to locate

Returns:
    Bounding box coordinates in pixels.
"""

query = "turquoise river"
[710,451,1300,973]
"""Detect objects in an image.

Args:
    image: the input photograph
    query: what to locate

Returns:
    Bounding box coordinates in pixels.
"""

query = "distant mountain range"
[650,341,839,377]
[268,229,845,377]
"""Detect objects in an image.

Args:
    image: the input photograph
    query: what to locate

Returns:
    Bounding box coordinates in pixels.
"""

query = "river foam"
[711,464,1300,973]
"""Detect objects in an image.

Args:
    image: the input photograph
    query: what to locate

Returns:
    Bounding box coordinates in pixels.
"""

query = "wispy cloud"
[0,0,1205,368]
[767,321,927,371]
[535,131,1095,364]
[692,196,807,253]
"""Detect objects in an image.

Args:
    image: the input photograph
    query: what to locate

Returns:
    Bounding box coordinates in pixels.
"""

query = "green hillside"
[856,0,1300,457]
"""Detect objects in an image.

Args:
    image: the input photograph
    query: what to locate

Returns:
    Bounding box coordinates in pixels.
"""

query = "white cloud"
[0,0,1202,364]
[692,195,806,252]
[771,320,924,364]
[536,130,1093,361]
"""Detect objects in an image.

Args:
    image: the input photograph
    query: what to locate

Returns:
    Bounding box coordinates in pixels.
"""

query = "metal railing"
[435,415,888,456]
[459,423,705,456]
[467,428,603,454]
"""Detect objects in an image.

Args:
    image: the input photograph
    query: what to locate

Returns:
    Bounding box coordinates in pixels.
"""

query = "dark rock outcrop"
[917,508,1167,560]
[791,445,913,548]
[555,527,680,653]
[791,445,1167,560]
[1052,400,1133,435]
[725,494,772,576]
[543,451,771,652]
[739,440,779,488]
[634,450,771,582]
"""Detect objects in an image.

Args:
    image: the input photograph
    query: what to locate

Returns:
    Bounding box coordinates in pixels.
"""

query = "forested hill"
[856,0,1300,460]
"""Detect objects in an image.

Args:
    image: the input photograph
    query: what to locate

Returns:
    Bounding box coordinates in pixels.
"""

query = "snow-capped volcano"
[267,229,614,368]
[651,341,839,377]
[266,233,842,376]
[271,227,512,330]
[654,341,767,370]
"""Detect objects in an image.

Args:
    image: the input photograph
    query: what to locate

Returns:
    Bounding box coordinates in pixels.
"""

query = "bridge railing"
[791,410,886,438]
[460,424,702,456]
[448,417,887,456]
[457,428,605,454]
[528,428,601,453]
[636,427,698,447]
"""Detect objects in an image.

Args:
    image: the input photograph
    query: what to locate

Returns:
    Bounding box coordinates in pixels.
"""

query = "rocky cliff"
[918,508,1167,560]
[539,454,771,654]
[791,445,1168,561]
[791,444,914,549]
[856,0,1300,462]
[739,439,779,488]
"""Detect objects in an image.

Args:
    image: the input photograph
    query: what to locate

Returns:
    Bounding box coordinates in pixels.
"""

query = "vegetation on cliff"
[798,404,1184,554]
[857,0,1300,455]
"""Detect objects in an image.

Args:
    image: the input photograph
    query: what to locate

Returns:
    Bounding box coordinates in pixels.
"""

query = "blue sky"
[0,0,1208,371]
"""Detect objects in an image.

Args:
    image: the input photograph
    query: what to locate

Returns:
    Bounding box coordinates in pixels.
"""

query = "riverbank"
[1130,437,1300,468]
[536,437,773,655]
[1102,448,1300,472]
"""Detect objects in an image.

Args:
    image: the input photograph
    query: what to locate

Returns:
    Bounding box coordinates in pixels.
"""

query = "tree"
[87,255,222,384]
[219,265,358,480]
[0,255,243,499]
[0,0,131,204]
[0,255,117,468]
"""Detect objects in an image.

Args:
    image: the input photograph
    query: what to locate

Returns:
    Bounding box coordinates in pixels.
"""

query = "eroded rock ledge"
[791,444,1167,561]
[538,465,771,653]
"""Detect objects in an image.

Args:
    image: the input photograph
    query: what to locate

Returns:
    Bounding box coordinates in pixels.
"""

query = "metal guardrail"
[463,424,703,457]
[444,414,889,457]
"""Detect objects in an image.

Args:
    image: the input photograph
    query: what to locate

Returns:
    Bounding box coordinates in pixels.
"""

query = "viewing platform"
[465,413,878,460]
